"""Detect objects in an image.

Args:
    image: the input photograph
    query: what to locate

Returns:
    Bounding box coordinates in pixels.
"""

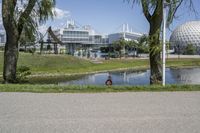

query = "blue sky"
[0,0,200,39]
[48,0,200,39]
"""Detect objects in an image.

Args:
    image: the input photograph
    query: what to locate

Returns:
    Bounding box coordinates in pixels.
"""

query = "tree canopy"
[2,0,56,83]
[124,0,197,84]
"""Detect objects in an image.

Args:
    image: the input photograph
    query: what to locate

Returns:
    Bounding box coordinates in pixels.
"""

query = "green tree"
[166,41,171,58]
[19,30,36,52]
[126,40,138,57]
[2,0,55,83]
[184,44,196,55]
[126,0,195,84]
[112,39,127,59]
[138,35,149,54]
[129,35,149,57]
[126,35,148,57]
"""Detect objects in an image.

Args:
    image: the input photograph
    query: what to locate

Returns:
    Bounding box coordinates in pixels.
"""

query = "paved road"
[0,92,200,133]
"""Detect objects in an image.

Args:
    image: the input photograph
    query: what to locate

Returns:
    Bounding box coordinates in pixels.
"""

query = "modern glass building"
[52,20,108,45]
[49,20,109,55]
[0,18,144,57]
[52,21,143,45]
[108,32,143,44]
[62,30,89,43]
[0,22,6,47]
[170,21,200,54]
[108,24,143,43]
[50,21,144,56]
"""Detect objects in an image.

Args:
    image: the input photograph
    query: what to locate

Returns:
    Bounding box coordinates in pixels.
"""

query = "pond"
[59,68,200,86]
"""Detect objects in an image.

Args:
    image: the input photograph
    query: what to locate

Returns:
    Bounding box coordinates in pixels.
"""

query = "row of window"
[61,38,109,44]
[63,31,89,37]
[62,38,89,42]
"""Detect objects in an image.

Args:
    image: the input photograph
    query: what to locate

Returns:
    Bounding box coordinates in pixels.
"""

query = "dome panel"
[170,21,200,47]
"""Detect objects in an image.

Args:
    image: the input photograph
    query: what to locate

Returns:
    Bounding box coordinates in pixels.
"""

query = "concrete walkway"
[0,92,200,133]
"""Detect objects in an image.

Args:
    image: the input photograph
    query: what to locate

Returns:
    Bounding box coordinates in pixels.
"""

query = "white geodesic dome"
[170,21,200,47]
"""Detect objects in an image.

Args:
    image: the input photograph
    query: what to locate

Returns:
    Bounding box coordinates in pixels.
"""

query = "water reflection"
[59,68,200,85]
[170,68,200,84]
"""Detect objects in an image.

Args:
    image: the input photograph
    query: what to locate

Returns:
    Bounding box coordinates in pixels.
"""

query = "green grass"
[0,84,200,93]
[1,53,200,76]
[0,53,149,75]
[167,58,200,67]
[0,53,200,93]
[1,53,200,85]
[28,74,85,84]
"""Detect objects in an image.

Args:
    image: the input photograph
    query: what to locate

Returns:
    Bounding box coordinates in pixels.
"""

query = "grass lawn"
[0,53,200,92]
[0,52,148,75]
[0,52,200,76]
[0,84,200,93]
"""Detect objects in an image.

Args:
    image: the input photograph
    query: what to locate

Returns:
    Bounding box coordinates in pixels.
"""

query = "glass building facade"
[53,25,108,45]
[61,30,89,43]
[108,32,143,44]
[0,23,6,46]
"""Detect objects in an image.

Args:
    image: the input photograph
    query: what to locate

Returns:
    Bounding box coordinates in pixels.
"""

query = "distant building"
[108,24,143,44]
[0,33,6,47]
[49,19,109,55]
[0,18,144,56]
[170,21,200,54]
[51,20,109,45]
[108,32,143,44]
[48,21,145,57]
[0,23,6,47]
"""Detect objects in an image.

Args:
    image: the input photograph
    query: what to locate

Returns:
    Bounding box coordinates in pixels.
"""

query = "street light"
[162,0,169,86]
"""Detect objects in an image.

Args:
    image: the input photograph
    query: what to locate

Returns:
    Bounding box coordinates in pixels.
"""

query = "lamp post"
[162,0,168,86]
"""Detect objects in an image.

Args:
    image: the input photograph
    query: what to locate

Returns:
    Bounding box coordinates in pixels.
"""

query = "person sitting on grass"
[105,74,112,86]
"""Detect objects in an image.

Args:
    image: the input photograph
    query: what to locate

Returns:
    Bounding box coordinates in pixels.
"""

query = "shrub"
[16,66,31,83]
[184,44,196,55]
[28,48,36,54]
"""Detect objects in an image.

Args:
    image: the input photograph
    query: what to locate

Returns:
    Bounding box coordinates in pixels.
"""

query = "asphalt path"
[0,92,200,133]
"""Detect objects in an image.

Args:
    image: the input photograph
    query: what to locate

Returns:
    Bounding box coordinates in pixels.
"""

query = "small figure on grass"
[105,74,112,86]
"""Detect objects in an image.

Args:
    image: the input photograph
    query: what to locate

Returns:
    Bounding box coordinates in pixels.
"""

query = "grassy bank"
[0,53,148,75]
[0,53,200,93]
[1,53,200,76]
[0,84,200,93]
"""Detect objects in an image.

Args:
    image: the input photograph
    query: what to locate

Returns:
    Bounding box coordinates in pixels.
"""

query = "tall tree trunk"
[3,36,19,83]
[54,43,58,54]
[25,45,27,52]
[149,22,162,84]
[2,0,54,83]
[2,0,20,83]
[40,41,44,54]
[140,0,163,85]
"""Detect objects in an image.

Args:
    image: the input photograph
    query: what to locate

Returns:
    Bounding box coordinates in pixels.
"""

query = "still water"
[59,68,200,85]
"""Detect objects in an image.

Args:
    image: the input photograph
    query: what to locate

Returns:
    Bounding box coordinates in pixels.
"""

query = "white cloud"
[53,7,70,20]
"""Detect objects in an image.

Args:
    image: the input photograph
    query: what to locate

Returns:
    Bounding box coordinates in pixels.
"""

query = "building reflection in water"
[59,68,200,85]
